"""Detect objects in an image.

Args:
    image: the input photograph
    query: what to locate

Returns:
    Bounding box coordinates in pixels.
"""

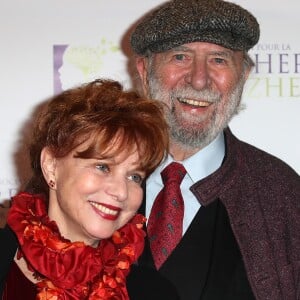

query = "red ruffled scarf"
[7,192,146,300]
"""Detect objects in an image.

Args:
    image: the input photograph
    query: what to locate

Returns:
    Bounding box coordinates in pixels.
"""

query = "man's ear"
[40,147,56,184]
[244,65,252,81]
[135,56,150,97]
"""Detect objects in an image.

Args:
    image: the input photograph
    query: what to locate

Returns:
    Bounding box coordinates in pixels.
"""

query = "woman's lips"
[89,201,121,221]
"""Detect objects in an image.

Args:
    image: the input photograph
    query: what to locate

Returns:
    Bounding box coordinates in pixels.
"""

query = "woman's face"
[42,139,145,247]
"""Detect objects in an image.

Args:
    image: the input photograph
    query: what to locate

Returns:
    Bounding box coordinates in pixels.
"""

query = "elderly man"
[126,0,300,300]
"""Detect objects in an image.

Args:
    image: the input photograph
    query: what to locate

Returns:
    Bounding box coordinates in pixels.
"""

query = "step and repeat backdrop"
[1,0,299,205]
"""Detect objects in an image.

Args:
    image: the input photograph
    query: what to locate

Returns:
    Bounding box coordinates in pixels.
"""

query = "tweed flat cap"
[131,0,260,55]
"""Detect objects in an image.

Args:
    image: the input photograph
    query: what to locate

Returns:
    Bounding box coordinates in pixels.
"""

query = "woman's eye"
[128,173,144,185]
[96,164,109,173]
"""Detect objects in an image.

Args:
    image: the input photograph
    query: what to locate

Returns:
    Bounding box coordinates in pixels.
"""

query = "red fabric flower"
[7,192,146,300]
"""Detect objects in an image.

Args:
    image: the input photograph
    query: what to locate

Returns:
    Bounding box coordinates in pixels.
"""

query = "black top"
[0,225,18,297]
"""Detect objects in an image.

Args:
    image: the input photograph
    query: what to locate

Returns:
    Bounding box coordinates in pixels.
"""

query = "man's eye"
[128,174,143,185]
[96,164,109,173]
[214,57,226,64]
[174,54,186,61]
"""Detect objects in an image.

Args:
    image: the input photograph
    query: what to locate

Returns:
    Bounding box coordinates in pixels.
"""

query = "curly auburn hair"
[27,79,169,195]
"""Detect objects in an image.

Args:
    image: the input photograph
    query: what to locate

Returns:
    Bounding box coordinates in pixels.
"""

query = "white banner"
[0,0,299,202]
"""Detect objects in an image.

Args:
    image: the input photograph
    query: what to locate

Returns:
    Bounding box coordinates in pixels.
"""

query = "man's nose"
[184,59,211,91]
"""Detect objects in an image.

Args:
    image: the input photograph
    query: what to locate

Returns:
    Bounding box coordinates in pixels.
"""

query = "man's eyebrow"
[209,50,234,58]
[166,46,235,57]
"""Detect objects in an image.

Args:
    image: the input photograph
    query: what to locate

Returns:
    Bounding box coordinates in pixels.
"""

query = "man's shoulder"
[227,129,299,178]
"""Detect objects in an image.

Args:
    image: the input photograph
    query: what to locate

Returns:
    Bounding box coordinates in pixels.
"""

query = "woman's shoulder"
[0,225,18,297]
[0,225,18,262]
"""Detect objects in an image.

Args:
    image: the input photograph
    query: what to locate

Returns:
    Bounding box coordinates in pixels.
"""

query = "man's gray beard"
[148,74,246,150]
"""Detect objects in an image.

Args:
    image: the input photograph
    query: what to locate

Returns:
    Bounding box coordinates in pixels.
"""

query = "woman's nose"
[107,176,128,202]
